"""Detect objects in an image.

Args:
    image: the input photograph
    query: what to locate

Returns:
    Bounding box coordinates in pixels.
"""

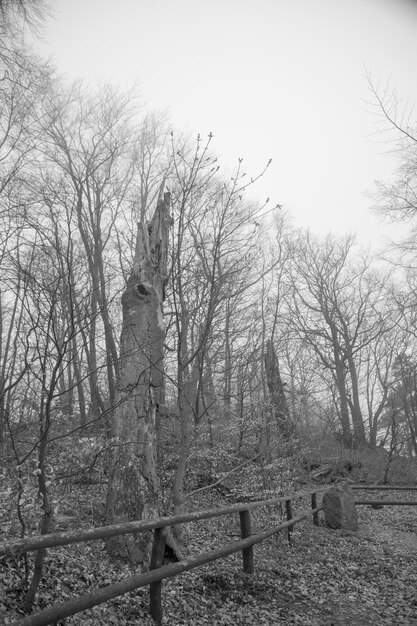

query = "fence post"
[311,492,319,526]
[239,510,254,573]
[149,527,166,624]
[285,499,293,546]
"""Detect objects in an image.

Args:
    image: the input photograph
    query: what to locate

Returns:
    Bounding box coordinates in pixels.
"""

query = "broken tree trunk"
[264,339,294,441]
[105,188,172,567]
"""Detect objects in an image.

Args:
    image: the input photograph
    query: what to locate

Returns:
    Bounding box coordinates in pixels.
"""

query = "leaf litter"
[1,491,417,625]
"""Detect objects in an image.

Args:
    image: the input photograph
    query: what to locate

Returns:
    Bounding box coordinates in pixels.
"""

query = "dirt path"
[301,503,417,626]
[151,502,417,625]
[358,505,417,556]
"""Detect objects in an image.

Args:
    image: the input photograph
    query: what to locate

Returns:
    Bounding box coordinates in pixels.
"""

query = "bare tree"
[39,82,139,428]
[0,49,50,447]
[289,232,388,446]
[368,76,417,223]
[5,228,90,610]
[0,0,49,37]
[165,134,276,534]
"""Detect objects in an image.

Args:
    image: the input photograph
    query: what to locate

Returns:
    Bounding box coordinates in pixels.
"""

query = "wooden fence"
[3,484,417,625]
[352,483,417,506]
[1,487,328,626]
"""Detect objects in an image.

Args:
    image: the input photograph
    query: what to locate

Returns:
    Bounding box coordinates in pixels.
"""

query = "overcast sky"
[34,0,417,245]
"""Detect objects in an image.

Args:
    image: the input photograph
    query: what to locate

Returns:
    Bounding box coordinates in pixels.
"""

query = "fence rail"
[355,500,417,506]
[0,488,327,558]
[352,485,417,491]
[4,484,416,625]
[4,487,326,626]
[352,484,417,507]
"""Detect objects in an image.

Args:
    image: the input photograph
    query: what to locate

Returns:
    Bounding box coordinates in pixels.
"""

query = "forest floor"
[2,487,417,625]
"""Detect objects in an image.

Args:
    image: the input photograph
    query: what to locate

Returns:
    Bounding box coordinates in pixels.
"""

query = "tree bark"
[347,352,366,444]
[106,188,171,567]
[333,352,352,446]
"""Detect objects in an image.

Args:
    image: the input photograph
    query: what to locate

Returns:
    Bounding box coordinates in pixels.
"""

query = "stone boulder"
[323,480,358,531]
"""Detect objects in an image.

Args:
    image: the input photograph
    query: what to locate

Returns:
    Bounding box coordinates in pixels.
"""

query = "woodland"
[1,1,417,624]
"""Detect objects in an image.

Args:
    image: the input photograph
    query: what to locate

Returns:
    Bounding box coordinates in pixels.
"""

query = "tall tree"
[289,233,387,446]
[166,135,275,532]
[8,228,88,610]
[384,352,417,456]
[39,83,137,426]
[0,18,50,446]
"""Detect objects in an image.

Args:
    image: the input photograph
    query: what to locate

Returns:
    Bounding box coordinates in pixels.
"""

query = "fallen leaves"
[2,490,417,625]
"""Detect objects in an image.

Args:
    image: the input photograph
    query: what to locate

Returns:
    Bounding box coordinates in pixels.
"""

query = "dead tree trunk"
[264,339,294,441]
[105,189,171,567]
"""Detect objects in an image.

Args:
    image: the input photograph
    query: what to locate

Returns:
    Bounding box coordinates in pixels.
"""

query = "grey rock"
[323,479,358,531]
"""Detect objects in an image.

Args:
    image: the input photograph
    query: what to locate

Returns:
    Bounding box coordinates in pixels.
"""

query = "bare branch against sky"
[30,0,417,245]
